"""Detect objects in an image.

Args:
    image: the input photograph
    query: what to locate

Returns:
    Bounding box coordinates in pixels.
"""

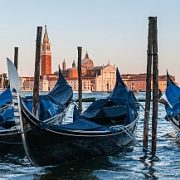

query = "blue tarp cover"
[47,118,108,131]
[165,84,180,108]
[0,106,14,122]
[0,68,73,123]
[23,95,65,121]
[48,71,73,106]
[23,68,73,121]
[165,73,180,118]
[44,106,108,131]
[0,88,12,108]
[82,69,138,124]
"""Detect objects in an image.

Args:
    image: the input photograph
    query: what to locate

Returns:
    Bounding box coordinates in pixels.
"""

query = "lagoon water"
[0,92,179,179]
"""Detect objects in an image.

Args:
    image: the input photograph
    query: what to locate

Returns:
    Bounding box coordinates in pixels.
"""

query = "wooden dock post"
[143,17,159,156]
[151,17,159,157]
[14,47,18,70]
[77,46,82,112]
[143,17,153,151]
[33,26,42,117]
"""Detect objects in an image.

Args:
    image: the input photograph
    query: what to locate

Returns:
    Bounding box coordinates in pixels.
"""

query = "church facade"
[62,52,116,92]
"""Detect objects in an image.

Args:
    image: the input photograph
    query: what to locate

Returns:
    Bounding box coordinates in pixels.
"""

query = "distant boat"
[73,90,92,93]
[161,72,180,138]
[15,66,139,166]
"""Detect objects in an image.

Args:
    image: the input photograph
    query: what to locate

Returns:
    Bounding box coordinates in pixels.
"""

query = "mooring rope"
[111,124,151,153]
[137,102,145,111]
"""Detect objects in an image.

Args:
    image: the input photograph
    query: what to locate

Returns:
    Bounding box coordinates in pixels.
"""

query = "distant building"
[122,74,176,92]
[20,71,176,92]
[63,52,116,92]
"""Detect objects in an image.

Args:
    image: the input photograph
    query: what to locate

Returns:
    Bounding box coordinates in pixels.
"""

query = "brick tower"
[41,25,52,77]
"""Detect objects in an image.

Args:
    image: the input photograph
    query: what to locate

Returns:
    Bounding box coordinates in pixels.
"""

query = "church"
[62,52,116,92]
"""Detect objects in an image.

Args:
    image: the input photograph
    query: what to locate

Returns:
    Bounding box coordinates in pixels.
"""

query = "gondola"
[161,72,180,137]
[0,58,73,152]
[10,57,139,166]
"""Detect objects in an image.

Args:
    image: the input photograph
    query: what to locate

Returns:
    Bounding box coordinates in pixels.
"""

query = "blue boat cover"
[44,68,138,133]
[0,88,14,124]
[165,72,180,118]
[0,88,12,108]
[165,84,180,108]
[48,67,73,106]
[23,67,73,121]
[1,67,73,123]
[23,96,65,120]
[0,106,14,122]
[82,68,138,124]
[44,107,109,131]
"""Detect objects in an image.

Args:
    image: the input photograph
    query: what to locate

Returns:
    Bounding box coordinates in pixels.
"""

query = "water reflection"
[39,156,114,180]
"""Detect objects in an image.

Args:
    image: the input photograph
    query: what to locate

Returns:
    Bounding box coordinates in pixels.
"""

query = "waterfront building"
[122,74,175,92]
[20,71,176,92]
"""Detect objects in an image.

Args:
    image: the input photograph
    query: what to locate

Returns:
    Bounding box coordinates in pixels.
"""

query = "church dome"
[67,67,78,79]
[82,52,94,69]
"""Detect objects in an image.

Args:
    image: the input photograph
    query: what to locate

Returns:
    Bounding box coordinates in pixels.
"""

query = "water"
[0,92,180,180]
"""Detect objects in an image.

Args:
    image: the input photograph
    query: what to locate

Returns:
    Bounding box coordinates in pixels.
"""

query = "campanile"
[41,25,52,77]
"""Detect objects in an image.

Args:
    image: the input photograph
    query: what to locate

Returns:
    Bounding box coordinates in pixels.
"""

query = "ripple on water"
[0,159,45,179]
[0,92,179,179]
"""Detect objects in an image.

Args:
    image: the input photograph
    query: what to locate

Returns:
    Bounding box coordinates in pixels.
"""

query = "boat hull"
[0,129,22,154]
[22,106,138,166]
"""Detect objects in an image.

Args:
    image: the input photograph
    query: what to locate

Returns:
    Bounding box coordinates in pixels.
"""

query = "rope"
[137,102,145,111]
[71,101,79,108]
[110,124,151,153]
[135,98,145,111]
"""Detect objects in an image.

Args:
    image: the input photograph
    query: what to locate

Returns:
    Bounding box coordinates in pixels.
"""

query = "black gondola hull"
[0,130,23,154]
[22,106,138,166]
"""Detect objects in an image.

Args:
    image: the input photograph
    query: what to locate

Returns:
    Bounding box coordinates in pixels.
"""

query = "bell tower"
[72,60,76,67]
[41,25,52,77]
[62,59,66,71]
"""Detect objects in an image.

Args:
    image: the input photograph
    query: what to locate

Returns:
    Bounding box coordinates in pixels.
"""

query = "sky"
[0,0,180,83]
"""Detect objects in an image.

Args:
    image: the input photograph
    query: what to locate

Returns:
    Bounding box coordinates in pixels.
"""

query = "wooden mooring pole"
[151,17,159,157]
[143,18,153,151]
[14,47,18,70]
[77,46,82,112]
[33,26,42,117]
[143,17,159,156]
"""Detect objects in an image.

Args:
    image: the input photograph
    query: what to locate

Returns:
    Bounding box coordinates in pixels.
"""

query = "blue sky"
[0,0,180,83]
